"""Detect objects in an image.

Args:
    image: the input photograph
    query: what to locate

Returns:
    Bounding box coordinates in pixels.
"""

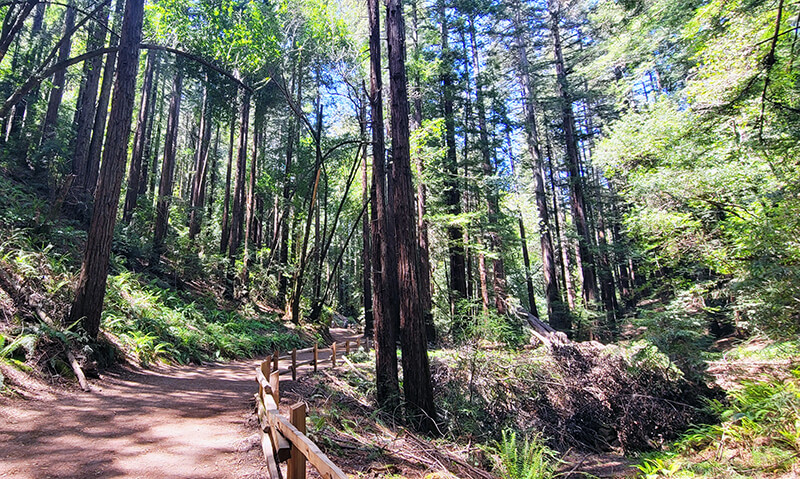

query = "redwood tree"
[386,0,437,432]
[67,0,144,339]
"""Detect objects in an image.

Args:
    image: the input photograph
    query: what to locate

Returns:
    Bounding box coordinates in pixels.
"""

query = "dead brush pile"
[433,340,714,453]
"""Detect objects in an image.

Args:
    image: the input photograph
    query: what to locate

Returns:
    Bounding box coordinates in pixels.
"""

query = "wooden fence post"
[269,370,280,406]
[291,348,297,381]
[287,402,307,479]
[331,342,337,367]
[345,340,350,355]
[355,337,360,351]
[313,344,318,372]
[273,350,279,373]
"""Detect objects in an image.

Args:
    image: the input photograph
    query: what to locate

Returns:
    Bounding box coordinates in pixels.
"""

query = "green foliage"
[492,430,557,479]
[103,271,304,364]
[639,367,800,477]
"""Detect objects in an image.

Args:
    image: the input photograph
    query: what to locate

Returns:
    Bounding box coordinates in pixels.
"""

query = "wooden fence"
[254,338,372,479]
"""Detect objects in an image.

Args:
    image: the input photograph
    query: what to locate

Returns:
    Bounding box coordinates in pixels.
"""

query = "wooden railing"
[254,338,372,479]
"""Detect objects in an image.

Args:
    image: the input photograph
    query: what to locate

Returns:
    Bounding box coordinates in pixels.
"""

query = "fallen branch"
[0,265,90,392]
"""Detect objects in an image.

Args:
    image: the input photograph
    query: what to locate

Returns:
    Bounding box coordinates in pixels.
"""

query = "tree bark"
[152,64,183,260]
[122,49,156,223]
[368,0,400,411]
[67,0,144,339]
[360,102,373,337]
[386,0,436,432]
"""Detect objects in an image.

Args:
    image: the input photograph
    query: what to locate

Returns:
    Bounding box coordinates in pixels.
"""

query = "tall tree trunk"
[386,0,436,432]
[518,217,539,317]
[544,127,575,309]
[220,114,235,254]
[82,0,125,200]
[467,17,508,315]
[0,0,38,65]
[228,88,251,282]
[594,178,619,334]
[549,0,598,306]
[39,2,76,145]
[71,7,108,206]
[207,121,221,219]
[515,12,568,330]
[139,52,161,197]
[152,64,183,261]
[122,49,156,223]
[67,0,144,339]
[360,103,373,337]
[410,0,434,343]
[368,0,400,411]
[188,76,213,239]
[242,100,263,287]
[440,2,467,326]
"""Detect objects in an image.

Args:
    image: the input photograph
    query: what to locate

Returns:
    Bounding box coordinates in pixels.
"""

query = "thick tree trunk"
[549,0,598,306]
[518,217,539,317]
[152,65,183,260]
[386,0,436,433]
[368,0,400,411]
[67,0,144,339]
[122,50,156,223]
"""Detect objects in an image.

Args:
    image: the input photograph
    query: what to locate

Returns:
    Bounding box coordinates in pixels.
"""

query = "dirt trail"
[0,328,361,479]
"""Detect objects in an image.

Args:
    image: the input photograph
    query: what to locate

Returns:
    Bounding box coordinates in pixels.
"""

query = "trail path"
[0,328,361,479]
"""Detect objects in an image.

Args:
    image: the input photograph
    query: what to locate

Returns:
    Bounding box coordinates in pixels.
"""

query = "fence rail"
[254,338,372,479]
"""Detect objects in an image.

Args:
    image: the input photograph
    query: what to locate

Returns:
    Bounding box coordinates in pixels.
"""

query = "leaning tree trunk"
[386,0,437,433]
[67,0,144,339]
[368,0,400,411]
[152,64,183,260]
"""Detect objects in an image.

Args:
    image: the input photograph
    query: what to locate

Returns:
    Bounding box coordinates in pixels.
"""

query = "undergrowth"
[103,270,304,364]
[636,360,800,477]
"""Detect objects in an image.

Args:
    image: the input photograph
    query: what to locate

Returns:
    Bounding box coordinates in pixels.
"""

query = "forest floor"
[0,328,360,479]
